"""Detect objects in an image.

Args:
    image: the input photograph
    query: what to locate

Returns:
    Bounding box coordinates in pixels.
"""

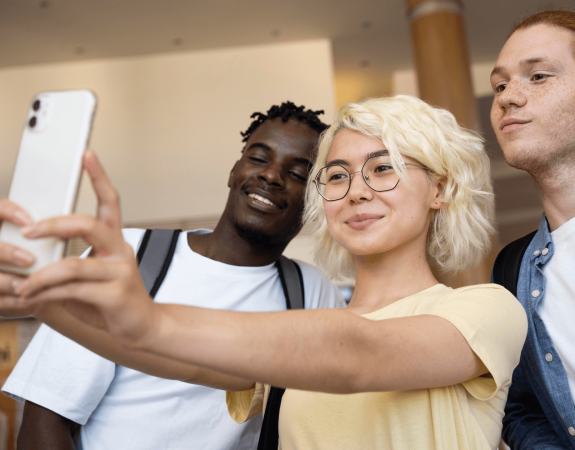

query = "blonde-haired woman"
[3,96,527,450]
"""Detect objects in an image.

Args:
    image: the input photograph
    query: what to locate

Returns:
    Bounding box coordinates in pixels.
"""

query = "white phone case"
[0,90,97,275]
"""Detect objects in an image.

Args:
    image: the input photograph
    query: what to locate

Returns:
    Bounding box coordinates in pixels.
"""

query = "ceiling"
[1,0,573,74]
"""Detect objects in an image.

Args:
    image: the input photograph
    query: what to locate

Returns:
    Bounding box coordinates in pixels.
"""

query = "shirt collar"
[529,213,554,263]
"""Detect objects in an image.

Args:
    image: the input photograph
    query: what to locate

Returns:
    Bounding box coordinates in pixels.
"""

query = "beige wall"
[0,40,336,226]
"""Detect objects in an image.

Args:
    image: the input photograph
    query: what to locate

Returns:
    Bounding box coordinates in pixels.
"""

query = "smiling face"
[321,129,441,258]
[490,24,575,174]
[224,117,319,248]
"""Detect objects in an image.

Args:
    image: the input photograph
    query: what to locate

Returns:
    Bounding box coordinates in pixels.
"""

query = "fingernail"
[13,210,33,226]
[13,249,35,266]
[21,225,39,238]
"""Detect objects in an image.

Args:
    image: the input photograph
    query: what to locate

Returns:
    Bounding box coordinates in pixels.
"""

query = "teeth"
[248,193,278,208]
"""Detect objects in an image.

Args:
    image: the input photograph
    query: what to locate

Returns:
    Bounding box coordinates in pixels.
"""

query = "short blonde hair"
[303,96,495,280]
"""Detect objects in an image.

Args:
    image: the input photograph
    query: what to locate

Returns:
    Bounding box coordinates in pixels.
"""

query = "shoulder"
[293,260,346,309]
[441,284,527,333]
[447,283,524,312]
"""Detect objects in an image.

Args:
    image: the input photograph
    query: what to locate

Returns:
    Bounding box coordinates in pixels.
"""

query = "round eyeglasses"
[313,155,429,201]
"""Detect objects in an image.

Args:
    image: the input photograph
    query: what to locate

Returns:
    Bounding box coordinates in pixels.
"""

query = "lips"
[345,213,383,230]
[500,117,531,132]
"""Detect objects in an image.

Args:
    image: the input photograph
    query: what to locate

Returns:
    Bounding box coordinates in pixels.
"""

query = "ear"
[228,161,239,188]
[430,177,447,210]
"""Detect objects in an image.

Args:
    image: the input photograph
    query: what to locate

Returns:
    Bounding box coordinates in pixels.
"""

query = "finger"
[0,241,35,267]
[15,257,123,297]
[0,294,37,318]
[0,199,34,226]
[83,151,122,230]
[24,281,153,346]
[23,281,110,307]
[0,272,26,295]
[20,215,124,256]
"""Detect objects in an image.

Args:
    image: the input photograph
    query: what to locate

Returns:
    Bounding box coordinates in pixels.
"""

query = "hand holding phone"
[0,90,97,275]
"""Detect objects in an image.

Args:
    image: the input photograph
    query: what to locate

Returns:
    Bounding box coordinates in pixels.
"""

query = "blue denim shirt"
[502,214,575,450]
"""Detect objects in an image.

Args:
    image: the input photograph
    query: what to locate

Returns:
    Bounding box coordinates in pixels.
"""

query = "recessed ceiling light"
[172,38,184,46]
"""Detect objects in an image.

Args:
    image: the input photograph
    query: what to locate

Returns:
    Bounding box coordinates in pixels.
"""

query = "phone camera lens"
[29,116,37,128]
[32,100,41,111]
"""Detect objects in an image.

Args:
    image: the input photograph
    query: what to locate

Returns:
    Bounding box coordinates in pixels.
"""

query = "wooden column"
[406,0,476,128]
[406,0,495,287]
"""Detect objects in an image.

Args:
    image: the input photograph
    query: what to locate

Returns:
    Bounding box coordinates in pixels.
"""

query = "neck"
[347,237,438,315]
[530,163,575,231]
[187,216,288,267]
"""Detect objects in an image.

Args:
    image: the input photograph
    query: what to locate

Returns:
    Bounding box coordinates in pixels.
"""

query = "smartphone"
[0,90,97,275]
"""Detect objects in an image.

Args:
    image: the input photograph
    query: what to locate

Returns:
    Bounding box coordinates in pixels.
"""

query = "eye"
[495,83,507,93]
[290,171,308,182]
[249,156,267,164]
[328,173,349,182]
[532,73,549,82]
[373,164,393,173]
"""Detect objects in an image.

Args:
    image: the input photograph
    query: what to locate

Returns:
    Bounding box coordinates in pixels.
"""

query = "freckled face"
[490,24,575,172]
[322,129,440,257]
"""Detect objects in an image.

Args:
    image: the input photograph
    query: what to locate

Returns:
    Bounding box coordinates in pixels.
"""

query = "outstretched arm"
[7,152,488,394]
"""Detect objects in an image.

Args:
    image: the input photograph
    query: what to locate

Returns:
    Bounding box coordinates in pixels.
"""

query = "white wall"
[0,40,335,227]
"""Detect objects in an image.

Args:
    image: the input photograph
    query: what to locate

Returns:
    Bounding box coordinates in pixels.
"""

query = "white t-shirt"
[3,229,345,450]
[539,216,575,403]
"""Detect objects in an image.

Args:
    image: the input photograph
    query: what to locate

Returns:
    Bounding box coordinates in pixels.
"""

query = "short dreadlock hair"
[240,101,328,143]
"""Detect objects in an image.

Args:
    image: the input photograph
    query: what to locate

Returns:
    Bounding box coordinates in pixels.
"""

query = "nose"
[496,78,527,111]
[347,170,373,204]
[257,163,285,188]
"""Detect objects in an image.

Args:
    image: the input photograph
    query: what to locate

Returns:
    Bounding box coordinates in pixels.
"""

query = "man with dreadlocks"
[1,102,344,450]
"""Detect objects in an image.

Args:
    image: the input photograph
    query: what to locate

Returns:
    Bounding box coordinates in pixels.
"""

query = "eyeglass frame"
[313,155,431,202]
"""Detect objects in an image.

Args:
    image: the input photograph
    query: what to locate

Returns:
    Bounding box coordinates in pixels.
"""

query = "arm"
[37,303,255,390]
[8,152,487,394]
[17,401,78,450]
[503,361,568,450]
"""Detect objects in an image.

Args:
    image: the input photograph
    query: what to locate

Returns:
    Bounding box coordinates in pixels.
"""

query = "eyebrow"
[490,56,562,80]
[326,149,389,167]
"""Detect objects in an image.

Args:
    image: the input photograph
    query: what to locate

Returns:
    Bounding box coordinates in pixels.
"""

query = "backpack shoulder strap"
[257,256,305,450]
[492,230,537,297]
[137,229,181,299]
[275,255,305,310]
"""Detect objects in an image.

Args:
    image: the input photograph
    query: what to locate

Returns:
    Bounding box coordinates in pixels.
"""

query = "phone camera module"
[29,116,37,128]
[32,100,41,111]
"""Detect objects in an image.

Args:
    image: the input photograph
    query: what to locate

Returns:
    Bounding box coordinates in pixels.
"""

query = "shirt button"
[569,426,575,436]
[533,250,541,256]
[542,248,549,256]
[545,353,553,362]
[532,290,540,298]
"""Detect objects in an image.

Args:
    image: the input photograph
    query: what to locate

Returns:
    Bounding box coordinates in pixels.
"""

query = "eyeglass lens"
[316,156,400,201]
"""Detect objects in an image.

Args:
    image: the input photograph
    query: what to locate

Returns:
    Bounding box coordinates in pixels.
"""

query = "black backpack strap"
[492,230,537,297]
[275,255,305,310]
[257,256,305,450]
[137,229,181,299]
